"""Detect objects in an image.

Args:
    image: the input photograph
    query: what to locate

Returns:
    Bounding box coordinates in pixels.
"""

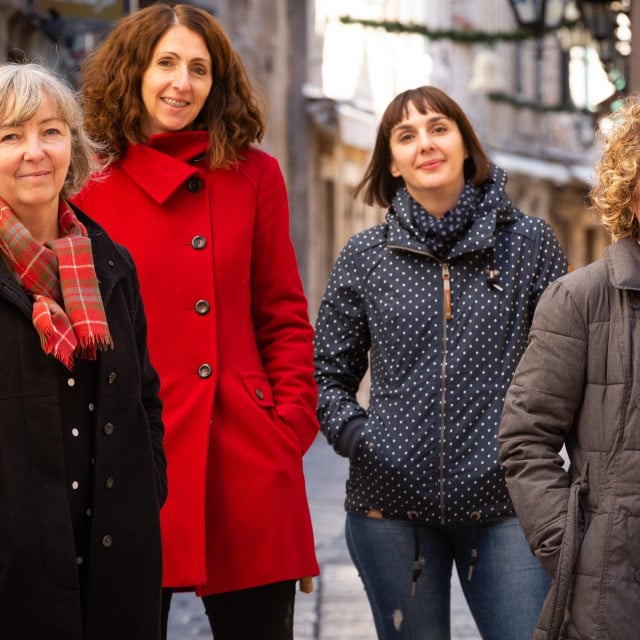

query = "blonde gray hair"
[0,62,104,196]
[590,95,640,241]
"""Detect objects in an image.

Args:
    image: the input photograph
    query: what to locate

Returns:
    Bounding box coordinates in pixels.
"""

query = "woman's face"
[389,100,468,214]
[0,93,70,219]
[140,24,213,138]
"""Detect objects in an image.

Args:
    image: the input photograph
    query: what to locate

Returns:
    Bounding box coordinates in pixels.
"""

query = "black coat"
[0,207,167,640]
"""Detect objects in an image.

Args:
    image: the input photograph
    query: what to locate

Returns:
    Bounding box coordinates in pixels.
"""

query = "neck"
[13,202,61,244]
[407,181,465,219]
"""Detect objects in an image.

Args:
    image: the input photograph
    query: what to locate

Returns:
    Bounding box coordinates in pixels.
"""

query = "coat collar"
[605,236,640,291]
[385,164,519,260]
[119,130,209,205]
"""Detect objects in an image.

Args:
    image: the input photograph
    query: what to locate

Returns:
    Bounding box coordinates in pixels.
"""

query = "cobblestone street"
[166,435,480,639]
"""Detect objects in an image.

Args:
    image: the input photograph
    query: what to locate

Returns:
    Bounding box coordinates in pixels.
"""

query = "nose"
[418,130,435,151]
[23,134,45,161]
[171,65,191,91]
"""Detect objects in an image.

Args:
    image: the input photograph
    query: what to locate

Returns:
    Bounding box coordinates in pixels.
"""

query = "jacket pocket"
[536,465,589,640]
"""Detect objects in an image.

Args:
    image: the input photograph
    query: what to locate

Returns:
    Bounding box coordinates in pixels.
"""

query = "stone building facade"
[303,0,635,315]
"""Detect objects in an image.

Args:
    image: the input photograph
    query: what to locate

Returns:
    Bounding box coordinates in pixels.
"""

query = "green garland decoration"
[486,92,592,114]
[338,15,578,44]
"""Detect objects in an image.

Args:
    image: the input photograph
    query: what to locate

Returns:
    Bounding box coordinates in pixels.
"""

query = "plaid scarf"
[0,197,113,370]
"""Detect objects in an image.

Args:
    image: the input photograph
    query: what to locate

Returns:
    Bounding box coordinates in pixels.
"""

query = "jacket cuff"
[335,417,366,458]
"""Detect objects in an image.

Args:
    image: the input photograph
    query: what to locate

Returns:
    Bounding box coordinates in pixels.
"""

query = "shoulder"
[230,146,281,186]
[535,259,609,325]
[499,210,557,242]
[551,259,607,296]
[327,224,388,285]
[341,224,388,259]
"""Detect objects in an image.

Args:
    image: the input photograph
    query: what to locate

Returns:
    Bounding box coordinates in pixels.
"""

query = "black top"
[58,357,97,594]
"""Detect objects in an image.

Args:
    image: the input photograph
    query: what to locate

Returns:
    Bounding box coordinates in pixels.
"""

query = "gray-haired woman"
[0,62,166,640]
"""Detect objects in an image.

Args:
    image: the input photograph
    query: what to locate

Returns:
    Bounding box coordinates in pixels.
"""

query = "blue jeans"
[346,513,550,640]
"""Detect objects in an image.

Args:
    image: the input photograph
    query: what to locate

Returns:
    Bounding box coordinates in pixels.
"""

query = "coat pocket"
[240,372,275,408]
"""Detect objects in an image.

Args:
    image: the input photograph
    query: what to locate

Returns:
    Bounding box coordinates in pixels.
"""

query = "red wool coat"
[73,130,319,595]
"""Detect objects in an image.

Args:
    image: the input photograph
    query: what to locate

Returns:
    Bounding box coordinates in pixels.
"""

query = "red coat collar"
[119,131,209,205]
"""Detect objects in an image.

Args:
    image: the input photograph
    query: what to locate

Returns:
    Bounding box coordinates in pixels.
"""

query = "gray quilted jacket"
[499,237,640,639]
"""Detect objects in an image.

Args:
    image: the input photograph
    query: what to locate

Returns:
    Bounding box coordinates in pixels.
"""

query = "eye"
[157,57,174,68]
[44,127,62,136]
[396,132,414,143]
[0,132,18,143]
[192,65,209,77]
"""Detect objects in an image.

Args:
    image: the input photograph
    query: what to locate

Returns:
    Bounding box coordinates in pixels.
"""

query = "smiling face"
[140,23,213,138]
[389,101,468,216]
[0,93,71,227]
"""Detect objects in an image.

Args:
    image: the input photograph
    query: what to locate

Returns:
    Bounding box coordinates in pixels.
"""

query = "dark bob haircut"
[354,86,490,208]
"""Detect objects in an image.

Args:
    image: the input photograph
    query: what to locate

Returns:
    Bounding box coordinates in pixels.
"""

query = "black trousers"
[161,580,296,640]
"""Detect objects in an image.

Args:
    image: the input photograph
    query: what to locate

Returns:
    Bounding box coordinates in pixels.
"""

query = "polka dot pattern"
[314,165,568,524]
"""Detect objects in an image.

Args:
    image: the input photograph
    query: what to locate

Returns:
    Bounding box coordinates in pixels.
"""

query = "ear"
[389,160,400,178]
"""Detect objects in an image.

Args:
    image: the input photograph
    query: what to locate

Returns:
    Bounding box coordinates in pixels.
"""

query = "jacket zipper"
[388,244,452,524]
[439,263,450,523]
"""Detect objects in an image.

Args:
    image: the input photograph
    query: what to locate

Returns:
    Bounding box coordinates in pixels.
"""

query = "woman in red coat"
[72,4,319,639]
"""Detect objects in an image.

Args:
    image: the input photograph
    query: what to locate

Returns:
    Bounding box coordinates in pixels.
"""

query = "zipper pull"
[442,264,452,321]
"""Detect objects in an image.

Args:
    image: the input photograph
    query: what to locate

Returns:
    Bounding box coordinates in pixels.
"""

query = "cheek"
[195,82,212,111]
[389,148,404,178]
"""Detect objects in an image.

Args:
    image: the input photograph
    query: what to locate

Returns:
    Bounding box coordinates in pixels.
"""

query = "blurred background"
[1,0,636,317]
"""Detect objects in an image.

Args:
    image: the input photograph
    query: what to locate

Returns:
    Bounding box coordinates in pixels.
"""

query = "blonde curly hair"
[590,95,640,240]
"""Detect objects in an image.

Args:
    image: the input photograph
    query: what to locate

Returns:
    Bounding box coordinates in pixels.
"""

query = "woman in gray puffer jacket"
[314,86,567,640]
[499,95,640,640]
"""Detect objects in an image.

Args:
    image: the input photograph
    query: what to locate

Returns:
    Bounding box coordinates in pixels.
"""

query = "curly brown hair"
[590,95,640,241]
[353,86,490,208]
[80,2,265,168]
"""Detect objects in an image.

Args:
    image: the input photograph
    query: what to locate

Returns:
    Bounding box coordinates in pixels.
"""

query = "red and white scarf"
[0,197,113,369]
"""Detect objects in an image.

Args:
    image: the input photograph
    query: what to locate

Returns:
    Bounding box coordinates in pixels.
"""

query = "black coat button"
[107,372,116,384]
[103,423,114,436]
[195,299,210,315]
[102,535,113,548]
[191,235,207,250]
[186,178,203,192]
[105,476,115,489]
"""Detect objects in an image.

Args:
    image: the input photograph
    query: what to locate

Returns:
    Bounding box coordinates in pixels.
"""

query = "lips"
[418,159,443,170]
[162,97,189,107]
[19,171,50,178]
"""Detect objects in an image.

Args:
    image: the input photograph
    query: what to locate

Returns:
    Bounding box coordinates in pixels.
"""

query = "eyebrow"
[392,115,450,133]
[0,115,64,128]
[156,51,211,64]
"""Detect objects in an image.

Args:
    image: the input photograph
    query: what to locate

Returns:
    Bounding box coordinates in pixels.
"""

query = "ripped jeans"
[345,513,550,640]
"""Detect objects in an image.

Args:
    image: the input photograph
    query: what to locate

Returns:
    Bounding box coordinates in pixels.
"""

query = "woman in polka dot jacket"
[313,86,568,640]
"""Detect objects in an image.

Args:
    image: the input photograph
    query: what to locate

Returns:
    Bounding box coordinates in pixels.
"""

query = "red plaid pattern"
[0,198,112,369]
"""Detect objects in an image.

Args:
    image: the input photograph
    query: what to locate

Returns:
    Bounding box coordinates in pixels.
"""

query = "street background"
[166,434,479,639]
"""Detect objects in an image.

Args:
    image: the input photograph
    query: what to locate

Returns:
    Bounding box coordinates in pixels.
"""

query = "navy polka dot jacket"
[313,165,568,525]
